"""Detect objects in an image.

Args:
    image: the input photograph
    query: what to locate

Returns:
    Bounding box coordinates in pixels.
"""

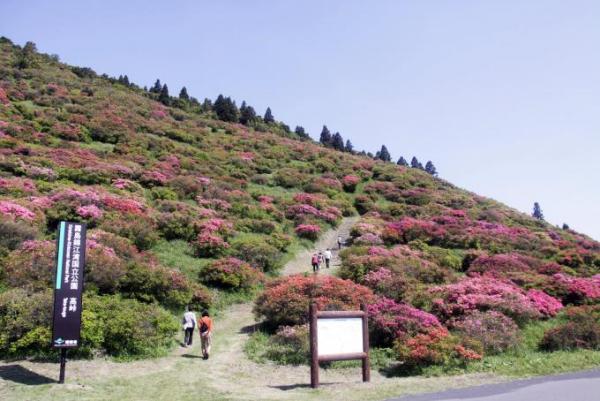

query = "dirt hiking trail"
[0,217,501,401]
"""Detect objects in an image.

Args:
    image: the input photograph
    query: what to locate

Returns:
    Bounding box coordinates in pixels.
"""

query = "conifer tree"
[562,223,570,230]
[213,95,239,122]
[332,132,345,151]
[239,101,257,125]
[319,125,332,146]
[158,84,170,105]
[532,202,544,221]
[377,145,391,162]
[263,107,275,123]
[397,156,408,166]
[179,86,189,101]
[345,139,354,153]
[294,126,309,139]
[425,161,438,176]
[201,98,213,112]
[410,156,423,169]
[150,79,162,93]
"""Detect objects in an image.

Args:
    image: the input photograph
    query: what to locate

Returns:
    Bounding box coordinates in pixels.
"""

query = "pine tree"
[319,125,332,146]
[397,156,408,166]
[239,101,257,125]
[263,107,274,123]
[344,139,354,153]
[532,202,544,221]
[150,79,162,93]
[294,126,309,139]
[179,87,189,101]
[562,223,570,230]
[410,156,423,169]
[158,84,170,105]
[377,145,391,162]
[201,98,213,112]
[122,75,130,86]
[425,161,438,176]
[213,95,239,122]
[332,132,345,151]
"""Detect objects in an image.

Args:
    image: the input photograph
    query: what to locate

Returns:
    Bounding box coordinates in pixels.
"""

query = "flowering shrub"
[526,289,563,317]
[200,257,265,290]
[394,327,482,370]
[552,273,600,304]
[367,297,442,346]
[362,267,413,301]
[295,224,320,240]
[0,201,35,221]
[453,311,519,354]
[430,277,543,324]
[194,232,229,257]
[382,218,446,245]
[76,204,103,220]
[341,175,360,192]
[254,275,375,329]
[354,233,383,246]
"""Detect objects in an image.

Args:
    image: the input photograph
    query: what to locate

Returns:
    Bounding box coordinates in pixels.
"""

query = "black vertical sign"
[51,221,86,348]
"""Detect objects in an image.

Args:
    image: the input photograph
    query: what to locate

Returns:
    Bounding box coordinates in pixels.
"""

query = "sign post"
[51,221,86,384]
[309,303,370,388]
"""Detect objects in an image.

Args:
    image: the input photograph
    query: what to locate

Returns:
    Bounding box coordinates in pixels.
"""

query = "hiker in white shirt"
[182,306,198,347]
[324,248,332,268]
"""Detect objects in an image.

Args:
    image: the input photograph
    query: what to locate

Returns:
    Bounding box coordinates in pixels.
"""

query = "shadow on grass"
[269,382,336,391]
[181,354,204,359]
[379,363,421,378]
[0,365,56,385]
[240,322,263,335]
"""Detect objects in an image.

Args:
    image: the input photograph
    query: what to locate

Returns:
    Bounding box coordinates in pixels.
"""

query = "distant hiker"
[182,306,197,347]
[311,253,319,272]
[199,310,213,359]
[317,251,324,269]
[337,235,343,250]
[324,248,332,268]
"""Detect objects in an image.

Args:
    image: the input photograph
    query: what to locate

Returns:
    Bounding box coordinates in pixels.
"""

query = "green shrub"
[229,235,282,273]
[539,306,600,351]
[0,218,37,251]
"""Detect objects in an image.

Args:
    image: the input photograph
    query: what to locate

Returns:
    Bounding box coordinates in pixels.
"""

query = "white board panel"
[317,317,363,356]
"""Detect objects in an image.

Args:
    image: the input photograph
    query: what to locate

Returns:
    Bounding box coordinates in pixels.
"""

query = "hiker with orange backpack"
[199,310,213,359]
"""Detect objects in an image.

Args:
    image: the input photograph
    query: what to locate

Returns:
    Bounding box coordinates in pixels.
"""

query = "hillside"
[0,35,599,380]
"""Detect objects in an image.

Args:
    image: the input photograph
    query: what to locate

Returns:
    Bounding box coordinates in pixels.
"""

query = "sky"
[2,0,599,239]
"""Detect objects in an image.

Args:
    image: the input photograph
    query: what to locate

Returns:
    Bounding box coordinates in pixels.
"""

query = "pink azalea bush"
[453,310,519,354]
[294,224,321,240]
[0,201,35,221]
[367,297,442,346]
[552,273,600,304]
[76,204,103,220]
[430,277,546,324]
[526,289,563,317]
[341,175,360,192]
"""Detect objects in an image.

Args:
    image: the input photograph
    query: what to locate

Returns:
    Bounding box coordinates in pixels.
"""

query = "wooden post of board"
[361,303,370,382]
[309,303,319,388]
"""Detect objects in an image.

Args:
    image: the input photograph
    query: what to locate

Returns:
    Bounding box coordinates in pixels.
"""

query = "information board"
[317,317,363,356]
[51,221,86,348]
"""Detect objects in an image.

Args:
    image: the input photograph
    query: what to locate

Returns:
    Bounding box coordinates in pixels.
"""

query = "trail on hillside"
[0,217,501,401]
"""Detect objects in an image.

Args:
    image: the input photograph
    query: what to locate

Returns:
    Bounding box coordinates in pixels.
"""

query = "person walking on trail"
[337,235,343,250]
[324,248,332,268]
[318,251,324,270]
[199,310,213,359]
[311,252,319,272]
[182,306,197,347]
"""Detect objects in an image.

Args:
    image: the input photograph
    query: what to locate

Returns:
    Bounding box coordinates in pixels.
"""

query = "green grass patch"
[151,239,211,279]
